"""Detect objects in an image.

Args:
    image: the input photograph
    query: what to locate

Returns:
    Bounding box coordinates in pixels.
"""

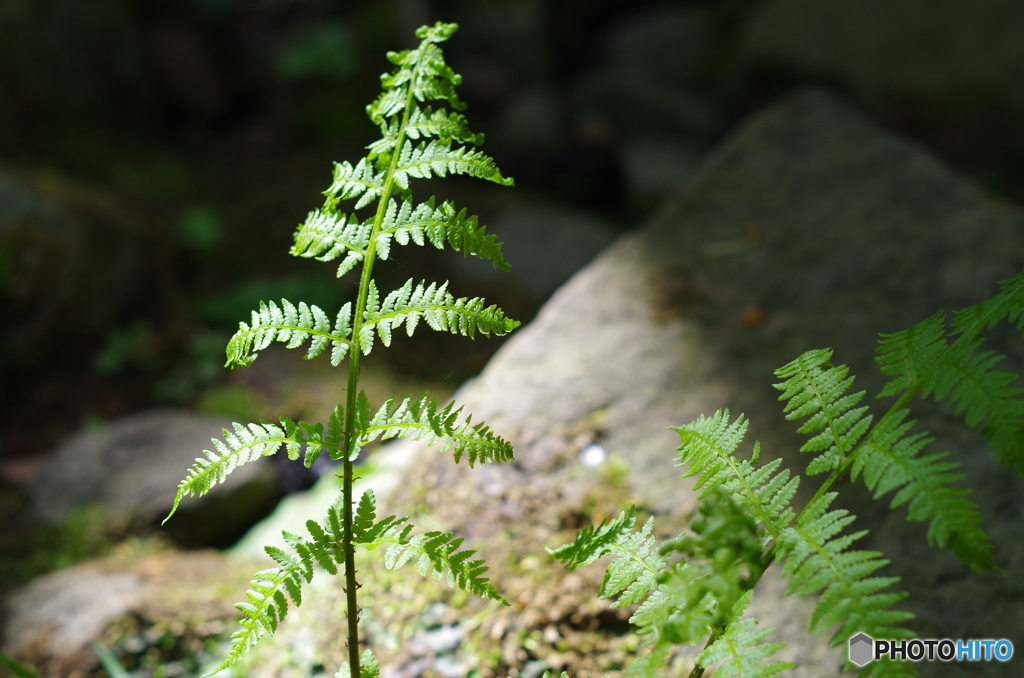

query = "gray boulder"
[31,408,278,545]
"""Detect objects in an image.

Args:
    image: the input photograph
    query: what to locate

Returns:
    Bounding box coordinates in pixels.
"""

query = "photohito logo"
[848,633,1015,666]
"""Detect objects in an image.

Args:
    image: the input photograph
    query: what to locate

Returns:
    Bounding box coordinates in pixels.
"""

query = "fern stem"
[340,48,422,678]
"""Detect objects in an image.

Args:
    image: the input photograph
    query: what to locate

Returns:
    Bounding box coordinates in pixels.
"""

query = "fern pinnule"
[355,392,514,466]
[290,208,370,277]
[225,298,353,367]
[164,416,342,523]
[851,408,993,571]
[878,283,1024,473]
[359,278,518,352]
[673,410,799,542]
[694,604,795,678]
[778,492,914,645]
[774,349,873,475]
[217,497,349,672]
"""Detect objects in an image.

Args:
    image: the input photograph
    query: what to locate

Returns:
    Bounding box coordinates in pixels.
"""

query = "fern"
[552,267,1024,676]
[165,22,517,678]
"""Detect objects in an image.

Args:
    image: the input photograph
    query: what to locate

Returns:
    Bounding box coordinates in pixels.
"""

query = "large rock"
[1,547,256,677]
[31,408,278,546]
[228,90,1024,677]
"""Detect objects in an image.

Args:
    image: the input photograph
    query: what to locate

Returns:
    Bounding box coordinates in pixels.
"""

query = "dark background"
[2,0,1024,594]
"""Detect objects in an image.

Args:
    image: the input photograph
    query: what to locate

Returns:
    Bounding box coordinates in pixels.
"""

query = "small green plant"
[551,270,1024,677]
[164,23,518,677]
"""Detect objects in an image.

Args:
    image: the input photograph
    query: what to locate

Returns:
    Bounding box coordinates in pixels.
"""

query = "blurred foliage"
[0,504,113,593]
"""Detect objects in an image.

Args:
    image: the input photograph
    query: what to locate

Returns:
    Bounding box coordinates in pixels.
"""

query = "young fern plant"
[163,23,519,677]
[551,268,1024,678]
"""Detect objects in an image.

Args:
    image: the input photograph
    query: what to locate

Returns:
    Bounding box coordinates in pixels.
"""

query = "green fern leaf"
[326,158,385,210]
[356,392,513,466]
[782,347,994,570]
[359,278,517,353]
[778,492,914,645]
[851,408,993,571]
[391,140,512,189]
[215,498,348,672]
[673,410,799,542]
[951,266,1024,335]
[547,505,641,571]
[695,616,795,678]
[290,208,370,278]
[774,349,873,475]
[368,106,484,157]
[226,299,352,367]
[382,525,508,604]
[374,197,509,270]
[352,489,408,546]
[165,420,306,522]
[877,308,1024,474]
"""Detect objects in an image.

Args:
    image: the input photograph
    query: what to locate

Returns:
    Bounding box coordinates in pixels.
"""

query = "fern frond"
[382,524,508,604]
[547,505,640,571]
[673,410,799,543]
[851,408,993,571]
[358,278,518,353]
[549,506,666,610]
[215,498,348,672]
[356,392,514,467]
[877,305,1024,474]
[774,349,873,475]
[290,208,370,278]
[352,489,408,546]
[951,266,1024,335]
[374,197,509,270]
[391,139,512,189]
[695,615,795,678]
[165,418,339,523]
[367,106,484,158]
[225,299,352,368]
[326,158,386,210]
[778,492,914,646]
[781,347,994,570]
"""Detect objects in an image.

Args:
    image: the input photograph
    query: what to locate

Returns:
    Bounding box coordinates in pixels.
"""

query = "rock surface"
[30,408,278,545]
[1,547,255,677]
[237,90,1024,677]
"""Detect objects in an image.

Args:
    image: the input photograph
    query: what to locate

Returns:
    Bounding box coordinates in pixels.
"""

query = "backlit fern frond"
[355,391,514,467]
[383,525,508,604]
[548,506,667,609]
[877,303,1024,474]
[326,158,385,210]
[375,197,509,269]
[164,416,343,523]
[352,489,408,546]
[367,106,483,157]
[290,209,370,278]
[774,349,873,475]
[778,492,915,646]
[359,278,518,353]
[392,139,513,189]
[215,497,348,672]
[225,299,352,368]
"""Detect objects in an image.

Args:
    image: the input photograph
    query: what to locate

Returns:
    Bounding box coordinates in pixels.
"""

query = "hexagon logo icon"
[849,633,874,666]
